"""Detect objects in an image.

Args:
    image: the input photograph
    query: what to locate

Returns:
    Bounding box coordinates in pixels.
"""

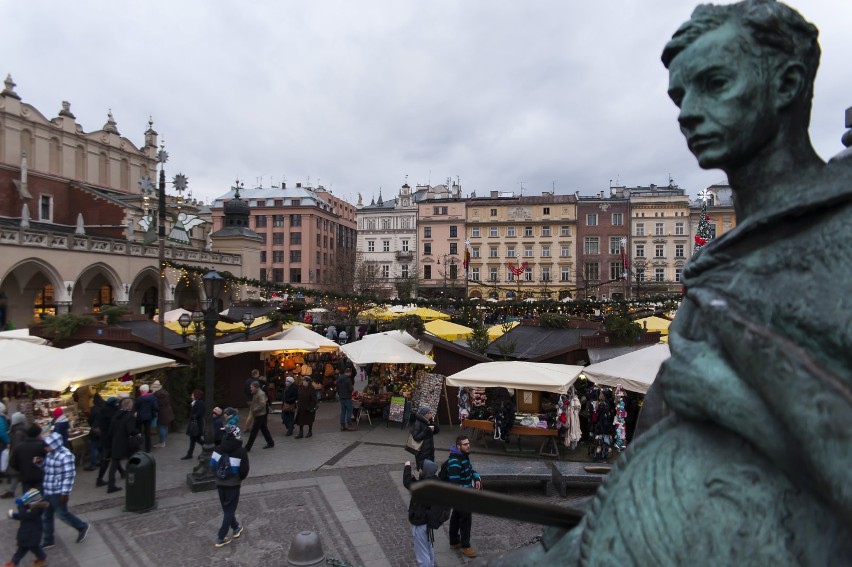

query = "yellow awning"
[487,321,519,341]
[404,307,450,321]
[425,320,474,341]
[356,307,399,321]
[635,316,671,334]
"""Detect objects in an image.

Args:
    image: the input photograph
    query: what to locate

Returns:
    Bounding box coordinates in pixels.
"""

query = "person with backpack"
[209,424,249,548]
[403,459,448,567]
[445,435,481,559]
[410,406,439,471]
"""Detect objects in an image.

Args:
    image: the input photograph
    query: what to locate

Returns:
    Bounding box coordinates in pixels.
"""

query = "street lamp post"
[241,312,255,339]
[187,268,224,492]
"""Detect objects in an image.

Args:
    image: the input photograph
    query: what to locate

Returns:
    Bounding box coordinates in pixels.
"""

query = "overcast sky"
[5,1,850,206]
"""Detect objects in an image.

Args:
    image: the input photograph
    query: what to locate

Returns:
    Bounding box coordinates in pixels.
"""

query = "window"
[675,244,685,258]
[471,227,481,238]
[273,214,285,227]
[472,246,480,258]
[316,252,322,264]
[272,233,285,245]
[610,237,622,255]
[290,250,302,262]
[489,226,498,237]
[675,222,685,235]
[610,262,624,280]
[290,232,302,245]
[401,240,409,252]
[423,226,432,238]
[584,237,599,255]
[584,262,600,281]
[709,223,718,238]
[541,245,551,257]
[450,243,458,255]
[561,245,571,257]
[272,251,284,262]
[489,246,498,258]
[524,266,533,281]
[543,207,550,215]
[655,222,665,236]
[433,206,448,215]
[381,265,390,278]
[449,264,458,280]
[560,226,571,237]
[635,223,645,236]
[655,268,665,282]
[255,215,267,228]
[471,267,480,281]
[636,268,646,283]
[450,226,458,238]
[541,226,551,237]
[289,268,301,283]
[424,265,432,279]
[260,251,267,263]
[612,213,623,226]
[367,240,375,252]
[506,226,516,237]
[561,267,571,281]
[317,235,321,247]
[489,267,498,282]
[586,214,598,226]
[636,244,645,257]
[401,264,409,278]
[655,244,665,258]
[39,195,53,221]
[507,269,515,282]
[290,214,301,227]
[524,245,534,257]
[507,247,516,258]
[259,268,267,281]
[273,268,285,283]
[382,240,390,252]
[675,268,683,282]
[424,243,432,255]
[292,199,301,206]
[490,208,497,217]
[524,226,533,237]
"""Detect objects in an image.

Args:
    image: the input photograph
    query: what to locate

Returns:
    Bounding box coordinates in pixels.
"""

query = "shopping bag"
[404,433,422,455]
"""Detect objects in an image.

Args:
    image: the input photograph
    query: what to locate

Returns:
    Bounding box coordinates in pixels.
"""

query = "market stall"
[424,320,474,341]
[0,329,49,344]
[581,343,670,394]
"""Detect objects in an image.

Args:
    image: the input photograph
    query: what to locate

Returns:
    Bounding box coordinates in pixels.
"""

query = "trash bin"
[125,451,156,512]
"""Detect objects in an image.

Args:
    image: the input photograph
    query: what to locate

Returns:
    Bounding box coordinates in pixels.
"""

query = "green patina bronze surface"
[478,1,852,564]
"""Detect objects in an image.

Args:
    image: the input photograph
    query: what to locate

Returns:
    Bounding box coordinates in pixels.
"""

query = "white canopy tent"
[340,336,436,366]
[581,343,670,394]
[0,340,59,367]
[213,339,318,358]
[445,361,586,395]
[264,326,340,352]
[0,341,177,391]
[0,329,49,344]
[156,308,193,323]
[361,330,432,354]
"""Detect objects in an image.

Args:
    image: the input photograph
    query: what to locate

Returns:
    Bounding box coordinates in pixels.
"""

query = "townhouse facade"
[575,194,630,300]
[417,181,465,298]
[689,182,737,243]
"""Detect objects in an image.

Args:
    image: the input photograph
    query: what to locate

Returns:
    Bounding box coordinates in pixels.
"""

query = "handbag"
[186,420,200,437]
[128,433,143,453]
[405,433,423,455]
[282,402,296,412]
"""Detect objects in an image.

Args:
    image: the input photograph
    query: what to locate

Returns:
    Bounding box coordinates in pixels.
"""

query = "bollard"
[287,530,325,566]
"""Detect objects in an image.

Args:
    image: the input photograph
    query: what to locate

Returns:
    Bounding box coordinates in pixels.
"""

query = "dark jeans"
[187,435,203,457]
[138,420,153,452]
[281,410,295,434]
[449,509,473,548]
[43,493,87,545]
[339,398,353,425]
[246,414,274,450]
[217,485,241,540]
[12,544,46,563]
[108,458,126,488]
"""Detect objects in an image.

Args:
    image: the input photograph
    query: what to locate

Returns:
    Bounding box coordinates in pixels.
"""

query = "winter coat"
[153,388,174,425]
[282,382,299,408]
[109,409,138,460]
[295,384,318,426]
[213,416,224,445]
[446,446,480,488]
[403,464,430,525]
[98,402,119,452]
[336,373,354,400]
[134,393,159,423]
[9,438,45,485]
[411,414,439,465]
[52,415,70,448]
[11,501,48,548]
[9,422,27,452]
[187,399,205,437]
[210,436,250,487]
[88,403,103,444]
[249,389,269,418]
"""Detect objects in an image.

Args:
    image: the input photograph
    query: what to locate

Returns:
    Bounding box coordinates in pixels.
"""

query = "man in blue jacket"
[445,435,481,559]
[210,424,249,548]
[134,384,158,452]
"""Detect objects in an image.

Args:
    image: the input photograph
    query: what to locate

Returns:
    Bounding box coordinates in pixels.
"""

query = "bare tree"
[352,252,383,296]
[322,247,357,293]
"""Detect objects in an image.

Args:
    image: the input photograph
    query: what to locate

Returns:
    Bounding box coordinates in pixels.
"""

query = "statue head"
[662,0,819,171]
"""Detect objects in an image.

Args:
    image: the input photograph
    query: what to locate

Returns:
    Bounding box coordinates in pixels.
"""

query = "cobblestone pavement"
[0,401,598,566]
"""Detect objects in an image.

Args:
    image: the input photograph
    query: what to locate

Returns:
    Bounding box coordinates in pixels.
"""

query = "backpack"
[438,459,450,482]
[215,453,233,480]
[425,502,451,529]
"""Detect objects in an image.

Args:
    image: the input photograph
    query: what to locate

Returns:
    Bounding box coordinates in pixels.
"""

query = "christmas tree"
[693,196,713,255]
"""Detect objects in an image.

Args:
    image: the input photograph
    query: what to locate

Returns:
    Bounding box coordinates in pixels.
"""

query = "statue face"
[667,23,780,170]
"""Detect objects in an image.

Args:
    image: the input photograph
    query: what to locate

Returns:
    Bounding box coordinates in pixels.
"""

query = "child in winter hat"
[7,488,49,566]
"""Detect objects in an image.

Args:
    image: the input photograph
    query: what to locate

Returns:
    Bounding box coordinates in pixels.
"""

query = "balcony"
[395,250,413,260]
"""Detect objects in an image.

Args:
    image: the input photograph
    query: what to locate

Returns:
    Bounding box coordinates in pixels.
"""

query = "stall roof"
[487,326,598,360]
[425,320,474,341]
[446,361,585,394]
[581,343,670,394]
[214,339,318,358]
[264,326,340,352]
[340,336,436,366]
[0,329,48,344]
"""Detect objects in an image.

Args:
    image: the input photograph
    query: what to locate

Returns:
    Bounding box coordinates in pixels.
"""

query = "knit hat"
[25,424,42,439]
[15,488,42,507]
[106,397,119,406]
[285,376,295,384]
[10,412,26,427]
[151,380,162,392]
[417,406,431,417]
[139,384,150,393]
[223,407,238,418]
[421,459,438,479]
[212,407,223,416]
[223,424,241,440]
[52,407,63,418]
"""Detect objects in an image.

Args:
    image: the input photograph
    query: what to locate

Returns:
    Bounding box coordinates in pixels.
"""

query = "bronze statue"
[474,1,852,564]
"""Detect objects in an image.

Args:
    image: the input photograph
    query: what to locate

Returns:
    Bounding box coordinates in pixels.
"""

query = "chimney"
[282,182,286,188]
[296,182,302,188]
[491,190,498,198]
